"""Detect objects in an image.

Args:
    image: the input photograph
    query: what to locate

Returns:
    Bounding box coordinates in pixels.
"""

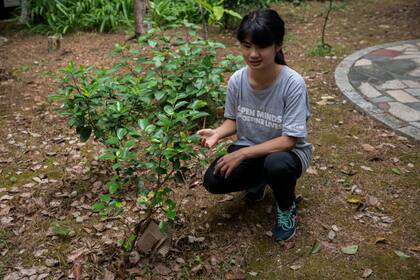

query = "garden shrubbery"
[27,0,286,35]
[50,25,242,233]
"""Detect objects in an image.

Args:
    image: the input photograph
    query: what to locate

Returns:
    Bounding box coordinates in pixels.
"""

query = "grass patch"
[307,41,346,57]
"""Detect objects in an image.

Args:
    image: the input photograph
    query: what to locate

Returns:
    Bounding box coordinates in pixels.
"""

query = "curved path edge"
[335,40,420,143]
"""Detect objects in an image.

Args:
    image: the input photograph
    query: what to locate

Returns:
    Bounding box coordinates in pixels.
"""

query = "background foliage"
[26,0,287,35]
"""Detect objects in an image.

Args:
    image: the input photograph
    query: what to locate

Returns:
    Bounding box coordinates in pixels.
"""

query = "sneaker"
[272,201,297,241]
[243,183,267,203]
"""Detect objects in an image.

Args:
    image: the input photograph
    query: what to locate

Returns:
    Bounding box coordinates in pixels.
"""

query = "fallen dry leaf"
[408,245,420,253]
[103,269,115,280]
[347,195,362,204]
[226,272,246,280]
[362,268,373,278]
[361,144,375,152]
[67,248,89,263]
[290,264,302,271]
[374,237,387,244]
[220,194,234,202]
[72,259,82,280]
[360,165,373,172]
[306,166,318,175]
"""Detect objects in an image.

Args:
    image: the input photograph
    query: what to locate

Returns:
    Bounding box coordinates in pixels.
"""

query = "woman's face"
[240,40,281,70]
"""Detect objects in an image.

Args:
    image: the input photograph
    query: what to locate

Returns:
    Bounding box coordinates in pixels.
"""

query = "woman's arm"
[214,119,237,139]
[197,119,236,148]
[236,135,297,160]
[214,135,297,178]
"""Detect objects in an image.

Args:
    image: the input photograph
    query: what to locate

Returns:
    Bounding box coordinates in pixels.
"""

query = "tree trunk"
[19,0,31,25]
[134,0,149,38]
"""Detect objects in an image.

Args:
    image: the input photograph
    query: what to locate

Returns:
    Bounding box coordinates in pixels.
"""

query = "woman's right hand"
[197,129,220,148]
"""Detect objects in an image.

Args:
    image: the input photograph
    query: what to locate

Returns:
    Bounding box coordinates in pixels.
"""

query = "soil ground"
[0,0,419,279]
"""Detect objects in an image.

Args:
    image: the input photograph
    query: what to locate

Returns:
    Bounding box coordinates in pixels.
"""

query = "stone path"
[335,39,420,142]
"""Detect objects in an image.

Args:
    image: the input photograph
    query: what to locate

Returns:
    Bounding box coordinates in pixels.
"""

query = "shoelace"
[276,204,296,230]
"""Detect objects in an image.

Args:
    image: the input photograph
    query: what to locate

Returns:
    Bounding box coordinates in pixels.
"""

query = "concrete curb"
[335,39,420,143]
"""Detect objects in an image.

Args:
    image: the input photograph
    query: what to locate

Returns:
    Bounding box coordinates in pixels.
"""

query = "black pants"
[203,144,302,211]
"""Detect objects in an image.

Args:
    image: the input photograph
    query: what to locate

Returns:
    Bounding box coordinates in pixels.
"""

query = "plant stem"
[321,0,333,46]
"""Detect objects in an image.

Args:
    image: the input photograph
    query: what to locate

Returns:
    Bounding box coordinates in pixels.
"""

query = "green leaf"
[189,100,207,110]
[174,101,188,110]
[105,137,119,145]
[191,111,209,120]
[100,194,111,203]
[145,124,156,134]
[117,128,127,140]
[165,208,176,220]
[391,168,401,175]
[164,105,174,115]
[394,250,410,259]
[159,221,169,233]
[77,126,92,142]
[341,245,358,255]
[154,91,165,101]
[224,9,242,19]
[124,140,136,149]
[92,202,106,211]
[108,181,119,194]
[138,119,148,130]
[98,153,116,160]
[148,40,157,48]
[311,242,321,254]
[212,6,224,21]
[112,163,121,170]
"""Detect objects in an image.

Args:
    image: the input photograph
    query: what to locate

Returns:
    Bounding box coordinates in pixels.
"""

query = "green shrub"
[50,25,242,229]
[29,0,133,34]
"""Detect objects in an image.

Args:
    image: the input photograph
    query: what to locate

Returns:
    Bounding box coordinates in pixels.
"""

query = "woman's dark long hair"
[237,9,286,65]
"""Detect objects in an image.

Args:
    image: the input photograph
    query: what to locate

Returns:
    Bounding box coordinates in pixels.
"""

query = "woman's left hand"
[214,150,246,178]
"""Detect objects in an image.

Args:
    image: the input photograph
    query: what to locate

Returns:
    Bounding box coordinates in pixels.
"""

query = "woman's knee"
[264,152,297,177]
[203,167,223,194]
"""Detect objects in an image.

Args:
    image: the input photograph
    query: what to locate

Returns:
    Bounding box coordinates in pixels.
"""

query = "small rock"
[45,258,59,267]
[367,196,379,206]
[328,230,336,240]
[381,216,393,224]
[221,213,232,219]
[362,268,373,278]
[153,263,171,276]
[37,273,50,280]
[4,272,21,280]
[34,249,48,257]
[226,272,246,280]
[290,264,302,271]
[332,225,339,232]
[0,36,8,47]
[129,251,140,265]
[191,264,202,274]
[248,271,258,277]
[93,223,105,232]
[265,231,273,237]
[210,256,217,266]
[20,268,38,276]
[176,257,185,265]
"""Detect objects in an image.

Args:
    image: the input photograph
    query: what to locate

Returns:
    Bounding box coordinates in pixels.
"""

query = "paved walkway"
[335,39,420,143]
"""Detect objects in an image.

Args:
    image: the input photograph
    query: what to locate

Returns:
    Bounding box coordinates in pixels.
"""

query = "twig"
[321,0,333,46]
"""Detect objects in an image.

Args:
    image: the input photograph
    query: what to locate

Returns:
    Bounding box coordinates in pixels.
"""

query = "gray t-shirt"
[224,66,313,173]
